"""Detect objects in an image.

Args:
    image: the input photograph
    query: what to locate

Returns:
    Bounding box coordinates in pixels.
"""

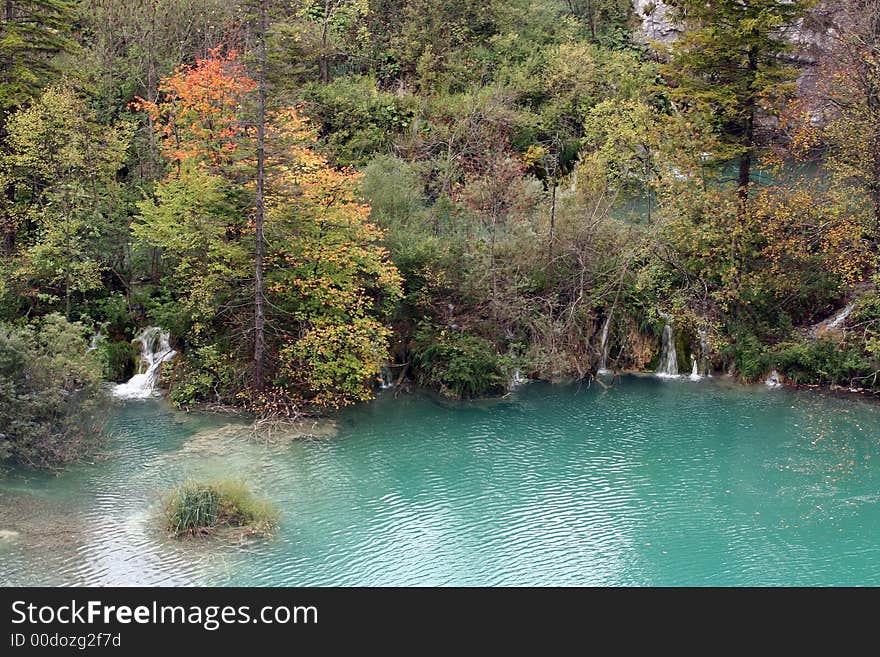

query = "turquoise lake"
[2,375,879,586]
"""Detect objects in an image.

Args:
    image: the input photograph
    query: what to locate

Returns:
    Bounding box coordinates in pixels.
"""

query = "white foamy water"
[656,313,679,378]
[112,327,176,399]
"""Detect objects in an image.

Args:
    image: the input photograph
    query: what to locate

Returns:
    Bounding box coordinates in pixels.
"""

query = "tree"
[135,50,402,410]
[0,0,75,113]
[251,0,269,392]
[77,0,235,115]
[662,0,812,202]
[563,0,632,42]
[290,0,370,85]
[1,83,131,319]
[132,48,256,342]
[795,0,880,225]
[458,150,536,309]
[263,108,403,409]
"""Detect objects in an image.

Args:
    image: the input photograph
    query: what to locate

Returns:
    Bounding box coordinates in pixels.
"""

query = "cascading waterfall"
[112,327,176,399]
[656,313,679,377]
[597,315,612,374]
[690,358,701,381]
[825,304,855,331]
[815,303,856,335]
[765,370,782,388]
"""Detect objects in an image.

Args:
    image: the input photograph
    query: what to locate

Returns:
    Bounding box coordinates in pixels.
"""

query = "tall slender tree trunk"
[738,47,759,205]
[320,0,331,84]
[253,0,268,392]
[547,180,556,274]
[2,1,15,255]
[62,191,71,320]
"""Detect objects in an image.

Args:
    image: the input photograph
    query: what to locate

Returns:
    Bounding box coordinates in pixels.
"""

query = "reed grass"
[163,479,278,538]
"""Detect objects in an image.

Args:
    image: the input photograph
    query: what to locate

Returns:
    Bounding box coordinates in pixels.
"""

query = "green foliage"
[413,325,509,398]
[1,83,132,319]
[769,339,872,386]
[168,344,243,408]
[134,164,251,343]
[0,315,105,469]
[0,0,77,111]
[1,0,877,410]
[301,76,417,166]
[661,0,812,166]
[279,319,391,409]
[162,479,279,538]
[102,339,137,383]
[727,328,876,387]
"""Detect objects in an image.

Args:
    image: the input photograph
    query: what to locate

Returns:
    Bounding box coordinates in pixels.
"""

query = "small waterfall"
[689,358,701,381]
[765,370,782,388]
[656,313,679,377]
[597,315,612,374]
[86,331,104,353]
[811,303,856,337]
[508,369,528,390]
[112,327,176,399]
[379,364,395,389]
[698,328,710,376]
[826,304,855,330]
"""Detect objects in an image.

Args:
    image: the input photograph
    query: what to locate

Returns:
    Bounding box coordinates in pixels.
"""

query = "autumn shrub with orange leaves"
[133,48,401,412]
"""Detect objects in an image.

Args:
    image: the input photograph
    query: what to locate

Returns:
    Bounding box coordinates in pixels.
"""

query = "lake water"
[2,376,879,586]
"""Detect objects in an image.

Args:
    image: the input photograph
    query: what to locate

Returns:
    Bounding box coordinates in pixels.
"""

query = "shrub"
[412,325,509,398]
[162,479,279,538]
[102,339,137,382]
[0,315,106,469]
[168,344,242,408]
[769,338,874,387]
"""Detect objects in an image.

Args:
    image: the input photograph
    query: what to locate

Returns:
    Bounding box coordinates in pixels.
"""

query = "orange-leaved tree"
[134,49,401,411]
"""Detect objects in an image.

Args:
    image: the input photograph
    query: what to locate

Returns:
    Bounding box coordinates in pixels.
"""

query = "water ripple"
[3,378,880,585]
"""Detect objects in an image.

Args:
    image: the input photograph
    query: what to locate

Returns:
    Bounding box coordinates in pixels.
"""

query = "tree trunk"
[737,147,752,203]
[253,0,268,392]
[547,180,556,275]
[320,0,331,84]
[738,46,759,205]
[62,192,71,320]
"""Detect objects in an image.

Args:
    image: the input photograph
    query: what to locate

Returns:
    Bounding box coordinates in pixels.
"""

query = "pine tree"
[661,0,813,202]
[0,0,76,114]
